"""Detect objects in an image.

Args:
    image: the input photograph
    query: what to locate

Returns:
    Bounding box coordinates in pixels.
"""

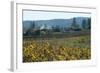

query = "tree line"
[23,18,91,36]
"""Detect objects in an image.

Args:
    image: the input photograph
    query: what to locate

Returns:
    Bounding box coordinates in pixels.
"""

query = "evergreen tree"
[31,21,35,29]
[87,18,91,29]
[82,19,87,29]
[71,18,80,31]
[52,25,60,32]
[82,18,91,30]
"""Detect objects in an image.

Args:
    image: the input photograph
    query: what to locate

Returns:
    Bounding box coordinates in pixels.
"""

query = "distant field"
[23,30,90,38]
[23,35,91,62]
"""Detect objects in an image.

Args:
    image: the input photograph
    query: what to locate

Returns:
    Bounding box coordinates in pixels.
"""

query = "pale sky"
[23,10,91,21]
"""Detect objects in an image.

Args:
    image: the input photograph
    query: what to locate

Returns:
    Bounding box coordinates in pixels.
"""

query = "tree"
[87,18,91,29]
[31,21,35,29]
[24,21,35,36]
[82,18,91,30]
[52,25,60,32]
[82,19,87,29]
[71,18,80,31]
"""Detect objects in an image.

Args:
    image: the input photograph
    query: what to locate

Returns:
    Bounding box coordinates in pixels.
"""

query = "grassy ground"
[23,35,91,62]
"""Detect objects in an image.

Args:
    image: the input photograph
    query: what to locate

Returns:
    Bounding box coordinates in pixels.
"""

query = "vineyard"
[23,35,91,62]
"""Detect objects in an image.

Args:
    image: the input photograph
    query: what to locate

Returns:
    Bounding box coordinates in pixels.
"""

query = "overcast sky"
[23,10,91,21]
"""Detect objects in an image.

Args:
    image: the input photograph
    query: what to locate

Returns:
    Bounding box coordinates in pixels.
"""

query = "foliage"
[71,18,81,31]
[23,35,91,62]
[82,18,91,30]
